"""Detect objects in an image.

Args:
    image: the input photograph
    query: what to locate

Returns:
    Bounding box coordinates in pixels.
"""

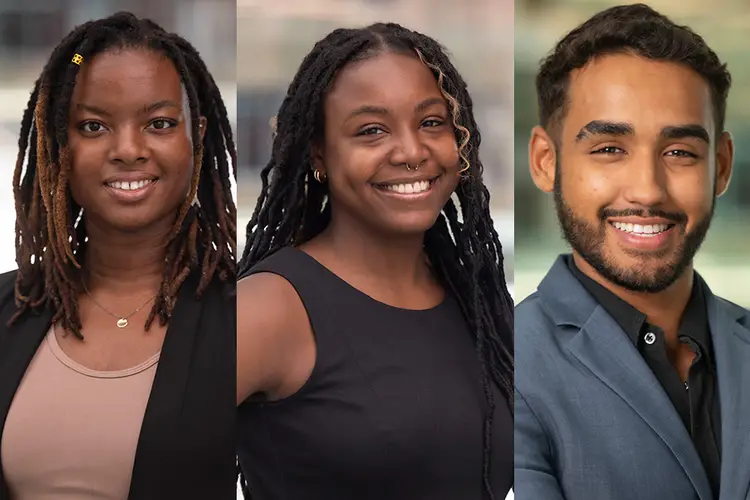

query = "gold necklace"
[82,282,157,328]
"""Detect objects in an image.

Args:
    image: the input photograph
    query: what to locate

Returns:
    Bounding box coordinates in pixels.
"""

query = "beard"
[553,162,715,293]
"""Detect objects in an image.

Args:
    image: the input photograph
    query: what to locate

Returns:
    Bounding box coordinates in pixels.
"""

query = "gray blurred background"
[515,0,750,307]
[0,0,237,273]
[236,0,516,300]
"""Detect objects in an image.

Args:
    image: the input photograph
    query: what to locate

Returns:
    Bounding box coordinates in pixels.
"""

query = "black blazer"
[0,270,236,499]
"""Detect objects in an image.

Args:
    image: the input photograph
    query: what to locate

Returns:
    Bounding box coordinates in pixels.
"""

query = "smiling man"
[515,4,750,500]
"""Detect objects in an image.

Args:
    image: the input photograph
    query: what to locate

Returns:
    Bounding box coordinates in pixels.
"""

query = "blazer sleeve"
[514,388,567,500]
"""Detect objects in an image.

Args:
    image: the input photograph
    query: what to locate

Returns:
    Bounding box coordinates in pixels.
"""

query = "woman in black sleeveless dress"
[237,23,513,500]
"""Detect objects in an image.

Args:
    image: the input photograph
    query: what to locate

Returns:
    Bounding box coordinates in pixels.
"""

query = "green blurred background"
[514,0,750,307]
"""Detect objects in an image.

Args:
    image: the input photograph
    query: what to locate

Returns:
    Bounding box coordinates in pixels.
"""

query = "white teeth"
[384,180,431,194]
[107,179,154,191]
[612,222,670,235]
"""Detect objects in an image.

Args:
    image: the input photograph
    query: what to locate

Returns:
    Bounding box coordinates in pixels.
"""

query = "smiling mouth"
[104,179,157,191]
[609,221,675,236]
[372,175,441,195]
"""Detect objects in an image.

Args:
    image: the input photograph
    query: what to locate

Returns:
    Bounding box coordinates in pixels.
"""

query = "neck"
[572,252,693,341]
[82,218,171,294]
[314,215,431,289]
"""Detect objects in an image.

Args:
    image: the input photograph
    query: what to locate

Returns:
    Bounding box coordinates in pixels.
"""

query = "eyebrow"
[75,100,181,117]
[575,120,634,142]
[142,100,181,113]
[344,97,446,123]
[661,124,710,144]
[575,120,711,144]
[75,103,112,117]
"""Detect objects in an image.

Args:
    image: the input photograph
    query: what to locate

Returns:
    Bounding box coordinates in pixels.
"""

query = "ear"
[714,131,734,197]
[310,141,326,176]
[197,116,207,142]
[529,125,557,193]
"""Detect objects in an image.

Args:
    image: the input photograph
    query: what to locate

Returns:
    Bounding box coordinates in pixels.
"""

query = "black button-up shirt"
[567,256,721,497]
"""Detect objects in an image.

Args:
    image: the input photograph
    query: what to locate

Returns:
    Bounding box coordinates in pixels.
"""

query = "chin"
[377,213,442,236]
[594,247,688,293]
[97,210,170,234]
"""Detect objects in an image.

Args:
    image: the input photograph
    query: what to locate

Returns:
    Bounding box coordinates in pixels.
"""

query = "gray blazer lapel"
[709,293,750,500]
[568,309,713,500]
[538,256,713,500]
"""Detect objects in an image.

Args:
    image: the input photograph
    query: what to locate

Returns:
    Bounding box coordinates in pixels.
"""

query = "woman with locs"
[0,12,237,499]
[237,23,514,500]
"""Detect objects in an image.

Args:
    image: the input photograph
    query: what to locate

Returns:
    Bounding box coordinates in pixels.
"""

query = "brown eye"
[357,126,385,136]
[665,149,697,158]
[591,146,624,155]
[148,119,177,130]
[80,121,107,133]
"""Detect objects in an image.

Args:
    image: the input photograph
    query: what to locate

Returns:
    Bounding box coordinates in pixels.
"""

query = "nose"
[622,154,668,207]
[109,126,148,165]
[389,127,428,169]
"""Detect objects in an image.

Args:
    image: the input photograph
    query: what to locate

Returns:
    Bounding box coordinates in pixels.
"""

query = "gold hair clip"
[71,53,84,65]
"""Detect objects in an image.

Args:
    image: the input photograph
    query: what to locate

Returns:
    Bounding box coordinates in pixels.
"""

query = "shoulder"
[0,269,17,295]
[237,271,304,331]
[514,291,568,382]
[236,272,312,403]
[0,269,19,312]
[713,294,750,322]
[514,291,556,340]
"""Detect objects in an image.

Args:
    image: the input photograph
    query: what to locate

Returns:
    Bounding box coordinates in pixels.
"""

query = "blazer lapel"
[709,294,750,500]
[127,275,203,498]
[0,308,53,499]
[539,257,713,500]
[568,309,713,500]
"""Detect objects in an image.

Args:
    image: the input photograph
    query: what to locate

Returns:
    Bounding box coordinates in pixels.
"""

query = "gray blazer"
[514,255,750,500]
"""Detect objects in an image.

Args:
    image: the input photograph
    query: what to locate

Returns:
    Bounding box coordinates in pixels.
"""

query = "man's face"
[537,53,733,292]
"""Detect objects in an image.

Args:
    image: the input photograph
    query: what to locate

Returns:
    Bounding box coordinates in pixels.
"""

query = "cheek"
[667,171,714,217]
[327,144,381,187]
[561,161,616,214]
[434,137,460,171]
[67,142,105,200]
[153,137,195,183]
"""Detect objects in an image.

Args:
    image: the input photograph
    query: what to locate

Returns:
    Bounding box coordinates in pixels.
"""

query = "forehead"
[71,48,183,106]
[325,51,443,111]
[563,53,714,139]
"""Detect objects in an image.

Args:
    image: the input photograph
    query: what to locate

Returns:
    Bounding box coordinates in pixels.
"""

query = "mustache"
[599,207,687,225]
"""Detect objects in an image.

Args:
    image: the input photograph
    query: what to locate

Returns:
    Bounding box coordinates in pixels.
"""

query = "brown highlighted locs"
[11,12,237,338]
[536,3,731,139]
[238,23,513,500]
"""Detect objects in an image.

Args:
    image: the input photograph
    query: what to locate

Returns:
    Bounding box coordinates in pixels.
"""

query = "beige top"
[1,328,159,500]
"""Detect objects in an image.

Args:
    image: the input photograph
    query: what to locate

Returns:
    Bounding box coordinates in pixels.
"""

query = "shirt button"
[644,332,656,345]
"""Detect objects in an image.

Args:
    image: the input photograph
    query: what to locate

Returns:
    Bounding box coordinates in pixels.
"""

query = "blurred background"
[0,0,237,273]
[515,0,750,307]
[236,0,516,300]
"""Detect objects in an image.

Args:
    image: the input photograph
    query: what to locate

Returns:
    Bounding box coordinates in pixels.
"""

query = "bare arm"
[236,272,315,405]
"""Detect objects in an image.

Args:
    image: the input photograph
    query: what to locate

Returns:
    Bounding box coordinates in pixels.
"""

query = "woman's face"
[67,48,204,233]
[316,51,461,237]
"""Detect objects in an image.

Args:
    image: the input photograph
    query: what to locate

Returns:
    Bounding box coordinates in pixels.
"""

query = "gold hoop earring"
[313,169,327,183]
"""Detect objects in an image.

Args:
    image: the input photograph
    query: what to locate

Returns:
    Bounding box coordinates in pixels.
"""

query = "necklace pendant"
[116,318,128,328]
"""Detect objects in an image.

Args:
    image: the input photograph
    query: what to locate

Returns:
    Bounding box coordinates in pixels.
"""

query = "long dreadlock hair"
[237,23,513,499]
[11,12,237,338]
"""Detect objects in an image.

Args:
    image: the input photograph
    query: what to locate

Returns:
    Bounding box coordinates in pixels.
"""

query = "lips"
[102,173,159,204]
[372,174,441,194]
[610,221,672,235]
[105,179,156,191]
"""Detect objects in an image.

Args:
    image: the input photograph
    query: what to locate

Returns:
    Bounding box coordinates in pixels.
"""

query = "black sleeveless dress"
[237,247,513,499]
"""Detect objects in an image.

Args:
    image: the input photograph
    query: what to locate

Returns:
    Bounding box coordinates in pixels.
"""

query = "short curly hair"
[536,3,731,137]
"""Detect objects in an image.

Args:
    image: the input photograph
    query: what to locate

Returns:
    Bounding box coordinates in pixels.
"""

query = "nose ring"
[404,160,425,171]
